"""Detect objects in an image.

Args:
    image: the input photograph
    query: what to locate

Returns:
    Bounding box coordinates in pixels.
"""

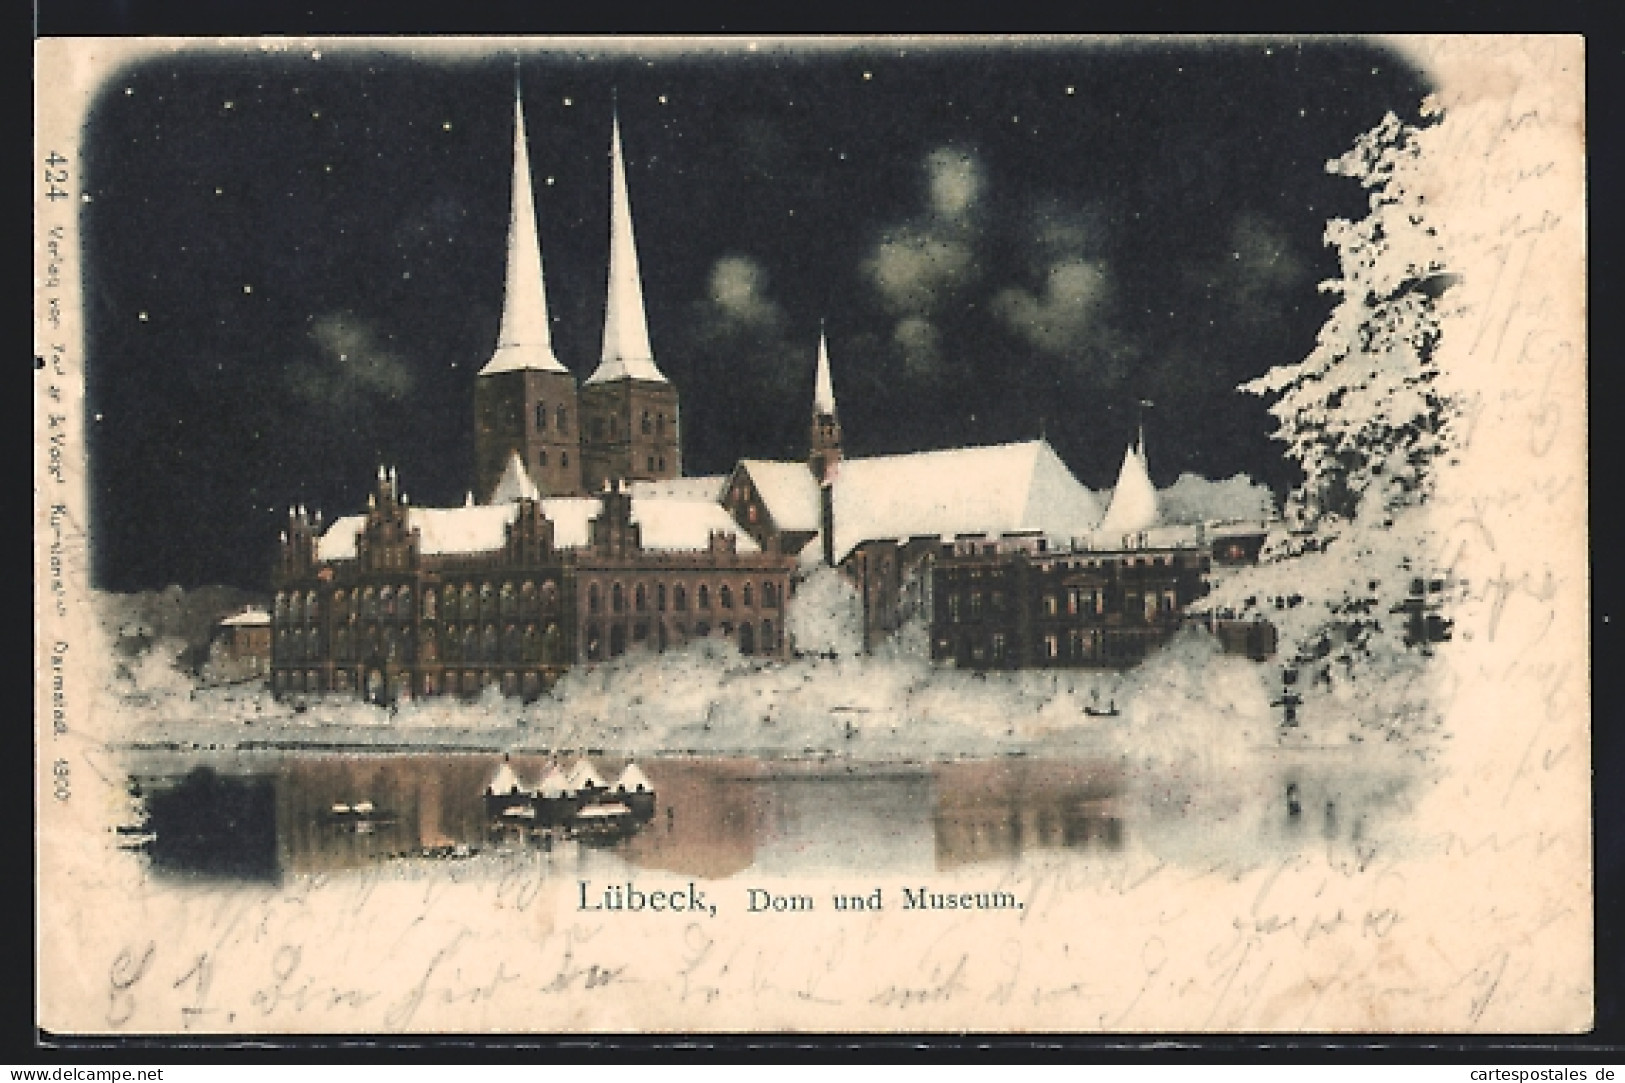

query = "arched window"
[481,624,498,662]
[585,624,603,661]
[739,623,755,655]
[673,585,687,611]
[461,583,476,618]
[562,451,569,467]
[522,624,540,663]
[542,622,562,664]
[762,619,775,652]
[641,410,652,435]
[541,580,559,611]
[742,583,753,608]
[503,624,521,663]
[762,581,777,608]
[441,586,456,619]
[538,450,548,469]
[698,584,711,610]
[556,405,568,431]
[421,588,435,620]
[656,413,666,435]
[398,585,412,621]
[384,627,399,661]
[379,585,395,618]
[634,584,647,611]
[305,591,319,620]
[536,402,547,430]
[362,587,377,620]
[719,585,733,609]
[335,626,351,662]
[588,583,601,614]
[520,580,537,616]
[479,583,495,619]
[500,582,516,617]
[612,583,625,613]
[421,628,438,663]
[656,583,667,611]
[609,624,626,657]
[462,626,478,662]
[274,592,288,621]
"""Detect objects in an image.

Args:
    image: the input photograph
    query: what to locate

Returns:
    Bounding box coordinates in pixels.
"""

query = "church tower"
[474,88,583,501]
[808,326,842,484]
[579,111,681,492]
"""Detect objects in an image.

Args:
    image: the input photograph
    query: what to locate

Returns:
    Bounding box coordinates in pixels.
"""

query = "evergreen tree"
[1216,106,1462,720]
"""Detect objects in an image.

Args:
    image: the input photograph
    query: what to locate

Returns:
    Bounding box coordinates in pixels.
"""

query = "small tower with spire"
[474,84,584,501]
[808,325,843,484]
[579,107,681,492]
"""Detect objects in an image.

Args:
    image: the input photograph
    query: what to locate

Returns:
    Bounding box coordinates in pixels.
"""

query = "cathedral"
[268,90,1274,702]
[270,94,793,703]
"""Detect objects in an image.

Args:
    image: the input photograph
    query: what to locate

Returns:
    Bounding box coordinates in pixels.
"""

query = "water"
[119,749,1415,883]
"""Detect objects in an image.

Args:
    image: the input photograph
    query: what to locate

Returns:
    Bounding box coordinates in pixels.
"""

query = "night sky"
[80,39,1432,592]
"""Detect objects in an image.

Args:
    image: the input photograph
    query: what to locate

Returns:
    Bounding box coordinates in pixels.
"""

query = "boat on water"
[482,756,657,845]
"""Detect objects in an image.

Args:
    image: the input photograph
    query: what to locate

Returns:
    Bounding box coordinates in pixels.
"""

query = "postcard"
[34,35,1589,1034]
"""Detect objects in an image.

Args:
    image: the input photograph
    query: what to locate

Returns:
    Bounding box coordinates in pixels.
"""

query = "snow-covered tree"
[1214,104,1464,719]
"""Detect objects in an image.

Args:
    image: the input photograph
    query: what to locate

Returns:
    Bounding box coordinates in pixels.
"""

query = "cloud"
[990,257,1110,355]
[865,228,977,316]
[1217,212,1309,306]
[925,147,983,221]
[707,254,784,331]
[862,146,985,370]
[288,314,414,405]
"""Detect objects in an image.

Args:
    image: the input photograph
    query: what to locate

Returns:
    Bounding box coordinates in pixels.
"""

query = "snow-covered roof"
[1082,522,1201,551]
[486,761,525,796]
[1098,442,1160,536]
[587,115,667,386]
[739,460,822,533]
[631,476,726,502]
[575,803,632,819]
[614,763,653,793]
[567,759,607,791]
[829,439,1102,563]
[488,452,541,504]
[316,492,753,561]
[220,607,271,627]
[632,499,761,553]
[480,94,569,377]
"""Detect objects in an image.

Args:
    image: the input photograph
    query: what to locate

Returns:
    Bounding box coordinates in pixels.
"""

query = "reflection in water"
[123,750,1407,883]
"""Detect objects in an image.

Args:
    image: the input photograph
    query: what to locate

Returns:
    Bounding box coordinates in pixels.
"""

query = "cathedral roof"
[736,459,822,533]
[1096,441,1160,539]
[829,439,1102,562]
[480,92,568,377]
[587,114,667,386]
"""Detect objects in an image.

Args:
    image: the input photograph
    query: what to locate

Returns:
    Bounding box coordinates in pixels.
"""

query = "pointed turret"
[1098,437,1160,538]
[809,325,843,487]
[473,84,585,500]
[481,91,566,377]
[588,111,665,385]
[488,449,542,504]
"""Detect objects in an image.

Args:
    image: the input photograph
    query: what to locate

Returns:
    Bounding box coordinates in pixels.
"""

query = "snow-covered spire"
[487,449,541,504]
[814,324,837,417]
[587,109,666,385]
[1098,440,1160,536]
[481,88,567,377]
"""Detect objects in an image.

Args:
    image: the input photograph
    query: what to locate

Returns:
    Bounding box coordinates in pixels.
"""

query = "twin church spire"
[480,89,666,386]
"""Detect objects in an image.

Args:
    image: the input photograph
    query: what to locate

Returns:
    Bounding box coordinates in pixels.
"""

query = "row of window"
[587,409,671,441]
[276,623,567,666]
[277,581,566,624]
[585,580,778,615]
[942,587,1178,622]
[935,627,1166,667]
[535,403,570,432]
[582,618,775,661]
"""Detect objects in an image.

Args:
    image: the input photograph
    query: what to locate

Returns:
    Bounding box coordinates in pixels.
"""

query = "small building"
[215,607,272,675]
